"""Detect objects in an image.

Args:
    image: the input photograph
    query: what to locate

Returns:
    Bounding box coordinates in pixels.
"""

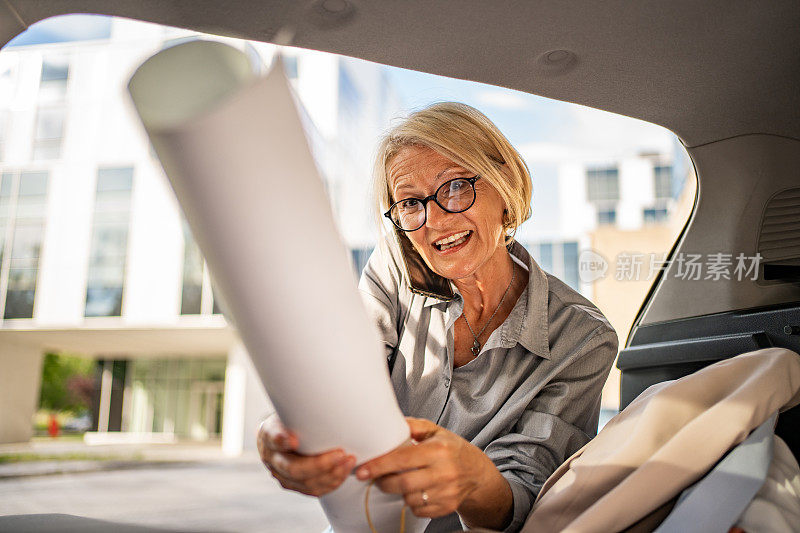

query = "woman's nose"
[425,200,450,228]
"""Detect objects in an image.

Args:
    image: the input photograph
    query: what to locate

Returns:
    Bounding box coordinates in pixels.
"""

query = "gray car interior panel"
[636,135,800,327]
[619,302,800,460]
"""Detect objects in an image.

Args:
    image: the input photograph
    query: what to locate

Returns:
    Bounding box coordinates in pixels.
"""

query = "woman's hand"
[355,417,513,529]
[256,413,357,497]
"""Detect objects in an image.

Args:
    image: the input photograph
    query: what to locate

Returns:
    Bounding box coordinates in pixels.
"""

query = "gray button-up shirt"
[358,235,619,533]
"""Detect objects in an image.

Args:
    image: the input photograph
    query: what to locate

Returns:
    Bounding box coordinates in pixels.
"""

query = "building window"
[536,242,553,272]
[586,167,620,202]
[643,207,669,223]
[597,207,617,225]
[525,240,581,292]
[180,218,222,316]
[563,241,579,290]
[0,170,49,319]
[85,167,133,317]
[0,110,8,161]
[39,56,69,100]
[127,357,226,439]
[32,107,65,160]
[654,164,673,200]
[180,221,203,315]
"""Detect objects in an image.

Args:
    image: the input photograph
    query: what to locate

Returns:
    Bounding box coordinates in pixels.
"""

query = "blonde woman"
[258,102,618,532]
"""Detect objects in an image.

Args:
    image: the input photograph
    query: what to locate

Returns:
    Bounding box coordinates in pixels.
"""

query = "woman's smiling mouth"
[433,230,472,252]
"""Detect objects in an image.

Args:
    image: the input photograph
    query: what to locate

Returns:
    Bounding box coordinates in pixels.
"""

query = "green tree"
[38,353,95,413]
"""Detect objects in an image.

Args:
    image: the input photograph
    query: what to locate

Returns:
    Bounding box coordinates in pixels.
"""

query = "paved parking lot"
[0,453,329,532]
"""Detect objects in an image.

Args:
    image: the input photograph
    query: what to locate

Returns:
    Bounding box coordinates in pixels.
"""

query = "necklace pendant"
[471,340,481,356]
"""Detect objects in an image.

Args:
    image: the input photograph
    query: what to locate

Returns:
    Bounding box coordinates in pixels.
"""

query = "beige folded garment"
[735,434,800,533]
[521,347,800,533]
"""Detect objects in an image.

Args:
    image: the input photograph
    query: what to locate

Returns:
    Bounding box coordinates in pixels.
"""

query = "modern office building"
[0,16,402,453]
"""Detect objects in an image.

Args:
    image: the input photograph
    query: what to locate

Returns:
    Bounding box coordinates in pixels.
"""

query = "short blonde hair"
[373,101,532,243]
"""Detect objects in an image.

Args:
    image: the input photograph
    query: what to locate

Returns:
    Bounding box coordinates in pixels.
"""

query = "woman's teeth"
[435,231,471,250]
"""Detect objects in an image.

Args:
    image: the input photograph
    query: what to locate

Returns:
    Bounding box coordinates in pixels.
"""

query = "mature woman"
[257,102,618,532]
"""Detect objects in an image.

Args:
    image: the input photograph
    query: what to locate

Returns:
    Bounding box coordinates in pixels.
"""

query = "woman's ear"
[502,208,511,227]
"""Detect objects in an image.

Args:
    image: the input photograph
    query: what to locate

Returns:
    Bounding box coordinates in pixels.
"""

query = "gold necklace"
[461,263,516,356]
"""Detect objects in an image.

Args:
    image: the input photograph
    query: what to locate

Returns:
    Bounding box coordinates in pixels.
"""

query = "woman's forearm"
[457,452,514,530]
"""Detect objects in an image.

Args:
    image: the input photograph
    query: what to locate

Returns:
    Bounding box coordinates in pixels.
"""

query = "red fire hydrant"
[48,413,59,438]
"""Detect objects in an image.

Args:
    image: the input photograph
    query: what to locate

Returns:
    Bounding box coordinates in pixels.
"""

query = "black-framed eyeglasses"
[384,176,480,232]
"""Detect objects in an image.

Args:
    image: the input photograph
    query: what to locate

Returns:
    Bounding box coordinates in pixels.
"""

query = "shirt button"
[444,378,451,388]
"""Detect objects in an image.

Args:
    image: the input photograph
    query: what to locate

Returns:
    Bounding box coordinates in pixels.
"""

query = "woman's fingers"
[374,467,430,495]
[270,454,356,497]
[257,415,299,453]
[406,417,439,442]
[271,448,351,481]
[356,439,442,481]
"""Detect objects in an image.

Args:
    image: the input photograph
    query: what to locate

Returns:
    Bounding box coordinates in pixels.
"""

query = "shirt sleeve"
[357,236,405,366]
[483,326,619,532]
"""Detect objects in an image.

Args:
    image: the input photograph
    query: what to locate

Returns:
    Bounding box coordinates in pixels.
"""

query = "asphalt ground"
[0,451,329,532]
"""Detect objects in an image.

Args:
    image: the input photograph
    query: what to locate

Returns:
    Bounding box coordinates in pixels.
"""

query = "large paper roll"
[128,41,425,532]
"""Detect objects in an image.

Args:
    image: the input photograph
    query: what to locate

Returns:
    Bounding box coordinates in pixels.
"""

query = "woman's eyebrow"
[393,166,469,195]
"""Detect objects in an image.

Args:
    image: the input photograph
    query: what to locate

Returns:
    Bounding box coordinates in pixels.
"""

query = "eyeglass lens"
[390,178,476,231]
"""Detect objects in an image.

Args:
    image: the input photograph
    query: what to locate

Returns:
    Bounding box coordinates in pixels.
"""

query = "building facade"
[0,16,402,453]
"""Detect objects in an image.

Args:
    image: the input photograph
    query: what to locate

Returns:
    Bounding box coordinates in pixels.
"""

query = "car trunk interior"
[2,0,799,458]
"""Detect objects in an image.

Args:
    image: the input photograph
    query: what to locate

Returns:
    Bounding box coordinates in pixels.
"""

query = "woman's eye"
[400,198,421,210]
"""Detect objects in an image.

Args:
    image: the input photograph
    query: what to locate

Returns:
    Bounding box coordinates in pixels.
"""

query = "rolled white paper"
[128,41,426,532]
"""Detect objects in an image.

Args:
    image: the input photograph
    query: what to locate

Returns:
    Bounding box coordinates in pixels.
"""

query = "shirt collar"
[423,240,551,359]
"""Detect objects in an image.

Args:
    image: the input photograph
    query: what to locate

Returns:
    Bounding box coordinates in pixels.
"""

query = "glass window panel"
[93,207,131,224]
[654,165,672,199]
[181,221,203,315]
[41,57,69,83]
[586,167,620,202]
[538,243,553,272]
[643,207,669,223]
[7,266,37,289]
[0,221,5,266]
[33,109,65,159]
[181,284,202,315]
[4,287,35,319]
[563,242,579,291]
[35,108,64,140]
[85,286,123,317]
[202,359,226,381]
[86,263,125,284]
[85,167,132,317]
[598,208,617,225]
[90,224,128,258]
[0,110,8,160]
[97,167,133,192]
[32,139,61,160]
[18,171,48,196]
[39,57,69,101]
[0,172,12,198]
[9,223,43,261]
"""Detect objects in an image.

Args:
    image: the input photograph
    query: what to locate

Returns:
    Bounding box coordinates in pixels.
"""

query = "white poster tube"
[128,41,425,532]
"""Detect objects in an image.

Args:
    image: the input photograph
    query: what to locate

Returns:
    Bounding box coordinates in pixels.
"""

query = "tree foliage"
[38,353,95,412]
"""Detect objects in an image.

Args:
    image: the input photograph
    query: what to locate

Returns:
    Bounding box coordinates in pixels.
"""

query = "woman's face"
[388,145,507,280]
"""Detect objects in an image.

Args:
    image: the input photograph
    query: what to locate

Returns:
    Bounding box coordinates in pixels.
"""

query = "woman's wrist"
[456,447,514,530]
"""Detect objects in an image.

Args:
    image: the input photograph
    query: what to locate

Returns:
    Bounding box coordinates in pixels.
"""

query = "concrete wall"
[0,341,43,443]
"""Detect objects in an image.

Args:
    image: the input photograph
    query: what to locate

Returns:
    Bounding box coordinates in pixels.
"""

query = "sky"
[385,65,679,164]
